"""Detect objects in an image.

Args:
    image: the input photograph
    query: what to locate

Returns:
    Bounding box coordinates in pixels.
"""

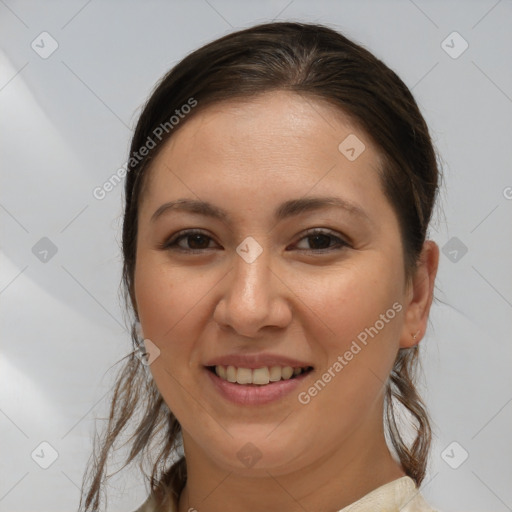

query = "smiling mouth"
[206,365,314,385]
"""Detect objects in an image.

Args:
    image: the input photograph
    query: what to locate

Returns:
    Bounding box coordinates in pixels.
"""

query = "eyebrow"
[150,196,372,226]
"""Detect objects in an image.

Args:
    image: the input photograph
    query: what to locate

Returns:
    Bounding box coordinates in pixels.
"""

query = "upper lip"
[204,353,313,369]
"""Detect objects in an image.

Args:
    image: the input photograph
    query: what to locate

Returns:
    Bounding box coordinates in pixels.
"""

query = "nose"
[213,245,292,338]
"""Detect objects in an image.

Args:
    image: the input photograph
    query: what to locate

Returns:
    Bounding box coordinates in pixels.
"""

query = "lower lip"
[205,367,312,406]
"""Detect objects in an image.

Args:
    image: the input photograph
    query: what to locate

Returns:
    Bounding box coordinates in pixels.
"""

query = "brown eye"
[306,233,333,250]
[163,230,218,252]
[182,234,212,250]
[293,229,350,252]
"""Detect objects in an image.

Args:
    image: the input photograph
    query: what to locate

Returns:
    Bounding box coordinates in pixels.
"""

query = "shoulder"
[339,476,441,512]
[131,493,177,512]
[394,477,440,512]
[131,495,159,512]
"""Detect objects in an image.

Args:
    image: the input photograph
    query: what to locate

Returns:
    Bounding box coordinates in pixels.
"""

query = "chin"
[202,434,306,474]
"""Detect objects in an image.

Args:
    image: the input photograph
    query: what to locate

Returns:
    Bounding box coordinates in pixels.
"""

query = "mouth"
[206,365,314,385]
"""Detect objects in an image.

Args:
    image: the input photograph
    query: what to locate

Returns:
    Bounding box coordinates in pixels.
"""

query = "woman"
[79,21,441,512]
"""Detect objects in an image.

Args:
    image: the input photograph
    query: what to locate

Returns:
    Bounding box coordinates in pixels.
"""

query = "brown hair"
[79,21,440,511]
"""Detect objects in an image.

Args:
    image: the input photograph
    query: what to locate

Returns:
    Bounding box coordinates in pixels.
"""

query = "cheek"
[133,257,214,423]
[290,272,402,435]
[135,256,205,337]
[133,255,222,379]
[297,261,402,343]
[291,259,403,403]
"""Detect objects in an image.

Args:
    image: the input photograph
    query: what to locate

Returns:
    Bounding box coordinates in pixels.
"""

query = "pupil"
[310,234,330,249]
[189,234,208,249]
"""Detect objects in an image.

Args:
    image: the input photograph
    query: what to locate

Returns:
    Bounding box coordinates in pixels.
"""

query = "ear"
[399,240,440,348]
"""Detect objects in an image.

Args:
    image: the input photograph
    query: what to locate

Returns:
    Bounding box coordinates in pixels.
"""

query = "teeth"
[226,365,237,383]
[281,366,294,379]
[214,365,308,385]
[216,365,227,380]
[252,367,270,385]
[236,367,252,385]
[269,366,282,382]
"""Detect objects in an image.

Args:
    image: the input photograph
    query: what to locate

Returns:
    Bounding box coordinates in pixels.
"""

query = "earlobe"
[399,240,440,349]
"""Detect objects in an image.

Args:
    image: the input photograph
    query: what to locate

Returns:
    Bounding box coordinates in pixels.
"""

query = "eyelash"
[160,228,350,254]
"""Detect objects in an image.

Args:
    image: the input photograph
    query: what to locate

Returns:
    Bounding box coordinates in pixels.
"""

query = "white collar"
[338,476,437,512]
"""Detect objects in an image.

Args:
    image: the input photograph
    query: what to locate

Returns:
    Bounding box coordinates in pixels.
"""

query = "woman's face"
[134,91,417,474]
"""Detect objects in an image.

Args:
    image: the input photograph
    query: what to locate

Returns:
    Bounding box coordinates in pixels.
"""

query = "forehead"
[139,91,391,224]
[161,91,373,165]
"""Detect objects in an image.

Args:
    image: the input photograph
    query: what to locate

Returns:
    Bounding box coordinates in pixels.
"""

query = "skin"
[133,90,439,512]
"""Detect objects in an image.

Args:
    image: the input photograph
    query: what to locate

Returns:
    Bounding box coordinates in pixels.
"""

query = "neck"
[176,406,406,512]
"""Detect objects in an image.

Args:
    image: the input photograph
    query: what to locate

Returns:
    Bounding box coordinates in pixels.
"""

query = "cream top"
[134,476,439,512]
[338,476,438,511]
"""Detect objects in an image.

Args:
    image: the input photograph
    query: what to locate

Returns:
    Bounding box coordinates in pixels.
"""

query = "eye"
[292,229,350,252]
[161,228,350,254]
[162,229,219,252]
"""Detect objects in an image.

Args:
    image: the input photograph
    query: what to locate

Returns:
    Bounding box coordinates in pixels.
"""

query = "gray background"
[1,0,511,511]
